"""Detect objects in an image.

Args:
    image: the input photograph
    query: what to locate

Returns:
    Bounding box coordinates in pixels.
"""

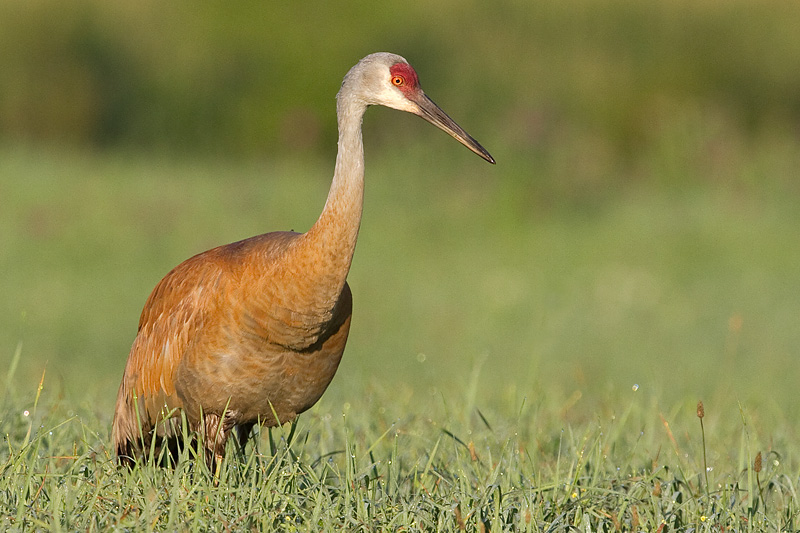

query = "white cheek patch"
[379,86,418,113]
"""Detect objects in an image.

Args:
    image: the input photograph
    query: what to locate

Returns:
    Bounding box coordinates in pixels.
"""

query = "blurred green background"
[1,0,799,426]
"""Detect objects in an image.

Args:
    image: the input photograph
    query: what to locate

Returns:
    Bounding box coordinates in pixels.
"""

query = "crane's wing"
[112,251,227,456]
[111,231,306,461]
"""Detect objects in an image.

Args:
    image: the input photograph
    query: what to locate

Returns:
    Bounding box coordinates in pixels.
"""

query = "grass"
[1,140,799,529]
[1,361,797,530]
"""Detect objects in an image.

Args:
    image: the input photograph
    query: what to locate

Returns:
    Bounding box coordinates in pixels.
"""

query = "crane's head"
[341,53,495,164]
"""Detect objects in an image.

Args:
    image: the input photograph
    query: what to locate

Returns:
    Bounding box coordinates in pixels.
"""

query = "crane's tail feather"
[111,380,185,466]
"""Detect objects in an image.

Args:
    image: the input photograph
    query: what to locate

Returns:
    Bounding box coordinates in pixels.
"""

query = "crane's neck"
[288,92,367,314]
[316,93,367,255]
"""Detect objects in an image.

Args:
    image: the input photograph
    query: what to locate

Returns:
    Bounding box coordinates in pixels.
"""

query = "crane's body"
[112,52,494,467]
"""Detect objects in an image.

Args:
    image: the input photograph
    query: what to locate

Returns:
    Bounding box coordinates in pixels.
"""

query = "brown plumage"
[112,52,494,468]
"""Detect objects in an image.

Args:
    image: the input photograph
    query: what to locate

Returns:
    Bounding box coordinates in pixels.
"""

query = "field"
[2,145,798,530]
[2,0,800,530]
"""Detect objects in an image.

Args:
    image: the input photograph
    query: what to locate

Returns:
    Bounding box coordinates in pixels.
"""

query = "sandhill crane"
[112,52,494,469]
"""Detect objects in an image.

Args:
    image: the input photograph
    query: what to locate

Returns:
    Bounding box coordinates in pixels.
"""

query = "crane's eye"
[392,76,404,87]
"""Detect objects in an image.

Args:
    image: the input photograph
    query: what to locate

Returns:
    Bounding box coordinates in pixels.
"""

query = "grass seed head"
[454,505,465,531]
[631,505,640,529]
[653,481,662,497]
[468,441,478,462]
[754,451,762,473]
[697,400,704,419]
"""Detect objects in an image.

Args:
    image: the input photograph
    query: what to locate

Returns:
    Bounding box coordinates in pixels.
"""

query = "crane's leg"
[201,411,236,478]
[235,422,256,456]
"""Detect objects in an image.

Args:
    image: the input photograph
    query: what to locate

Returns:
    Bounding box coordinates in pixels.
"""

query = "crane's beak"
[410,92,495,164]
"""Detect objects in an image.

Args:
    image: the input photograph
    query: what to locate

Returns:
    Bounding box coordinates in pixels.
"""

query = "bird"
[111,52,494,469]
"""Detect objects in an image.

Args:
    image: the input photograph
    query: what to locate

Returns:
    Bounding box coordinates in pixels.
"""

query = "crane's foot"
[200,408,239,481]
